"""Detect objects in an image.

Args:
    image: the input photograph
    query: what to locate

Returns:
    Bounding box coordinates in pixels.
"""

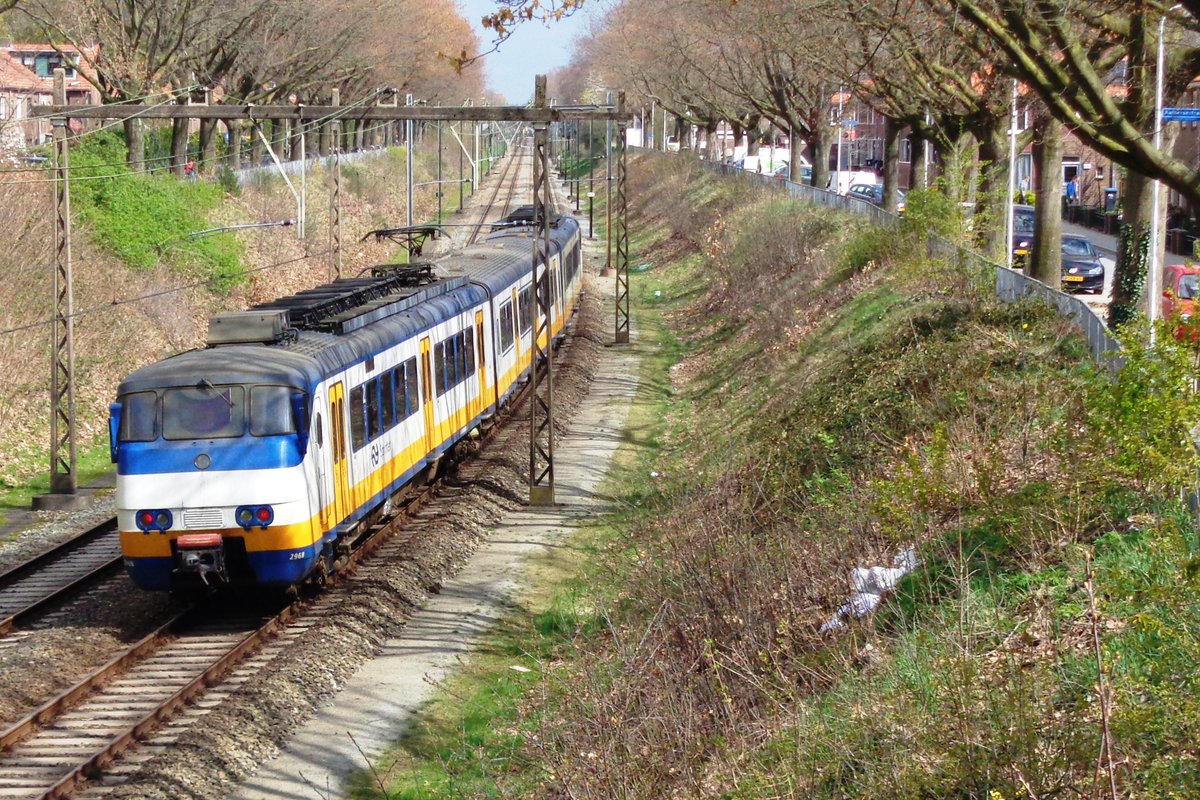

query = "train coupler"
[173,533,228,586]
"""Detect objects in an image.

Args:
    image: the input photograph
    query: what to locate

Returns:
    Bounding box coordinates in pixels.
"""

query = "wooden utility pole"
[529,75,556,506]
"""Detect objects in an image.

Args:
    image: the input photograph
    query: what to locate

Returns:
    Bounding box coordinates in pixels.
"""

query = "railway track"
[466,143,526,246]
[0,519,121,639]
[0,148,548,800]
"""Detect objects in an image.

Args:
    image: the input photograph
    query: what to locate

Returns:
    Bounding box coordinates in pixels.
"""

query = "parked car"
[1060,234,1105,293]
[1162,264,1200,319]
[772,163,813,184]
[847,183,906,213]
[1011,204,1036,264]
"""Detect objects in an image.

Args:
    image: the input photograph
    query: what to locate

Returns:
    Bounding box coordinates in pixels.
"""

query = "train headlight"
[236,505,274,530]
[136,509,173,532]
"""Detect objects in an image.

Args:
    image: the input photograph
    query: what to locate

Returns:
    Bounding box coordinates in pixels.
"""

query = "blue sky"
[456,0,591,103]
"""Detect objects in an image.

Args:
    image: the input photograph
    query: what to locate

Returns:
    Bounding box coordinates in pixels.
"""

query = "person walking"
[184,159,197,182]
[1066,176,1078,205]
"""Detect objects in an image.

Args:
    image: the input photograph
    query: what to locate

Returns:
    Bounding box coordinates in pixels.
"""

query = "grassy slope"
[353,157,1200,799]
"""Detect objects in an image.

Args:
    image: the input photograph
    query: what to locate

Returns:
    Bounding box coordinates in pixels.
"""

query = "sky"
[456,0,592,103]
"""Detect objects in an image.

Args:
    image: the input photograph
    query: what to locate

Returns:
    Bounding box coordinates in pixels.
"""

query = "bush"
[70,131,244,289]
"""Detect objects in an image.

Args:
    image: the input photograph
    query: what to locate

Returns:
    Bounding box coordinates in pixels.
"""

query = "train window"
[405,358,419,415]
[381,371,395,430]
[464,328,475,374]
[434,341,449,397]
[394,359,409,416]
[118,391,159,442]
[163,385,244,440]
[349,385,366,449]
[455,332,468,381]
[499,302,515,352]
[315,413,323,447]
[250,386,297,436]
[365,377,380,440]
[518,287,533,333]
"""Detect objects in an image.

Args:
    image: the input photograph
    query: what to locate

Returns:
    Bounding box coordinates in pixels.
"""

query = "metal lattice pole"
[604,93,613,274]
[529,75,556,506]
[615,92,630,344]
[47,68,77,501]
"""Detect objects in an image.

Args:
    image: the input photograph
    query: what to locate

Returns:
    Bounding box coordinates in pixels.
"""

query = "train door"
[475,310,486,404]
[328,382,351,526]
[313,396,331,533]
[420,337,436,455]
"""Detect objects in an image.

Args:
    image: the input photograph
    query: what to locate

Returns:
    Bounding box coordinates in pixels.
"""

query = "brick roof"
[0,51,47,93]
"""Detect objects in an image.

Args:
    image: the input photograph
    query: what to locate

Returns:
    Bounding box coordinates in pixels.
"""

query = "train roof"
[117,215,580,396]
[118,271,488,395]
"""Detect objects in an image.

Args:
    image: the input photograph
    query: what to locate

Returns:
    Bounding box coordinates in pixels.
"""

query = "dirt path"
[230,236,640,800]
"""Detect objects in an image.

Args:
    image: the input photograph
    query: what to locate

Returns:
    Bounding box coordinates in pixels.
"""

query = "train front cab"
[112,380,322,592]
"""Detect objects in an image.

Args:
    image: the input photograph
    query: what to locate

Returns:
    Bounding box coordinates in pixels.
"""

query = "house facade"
[0,42,99,153]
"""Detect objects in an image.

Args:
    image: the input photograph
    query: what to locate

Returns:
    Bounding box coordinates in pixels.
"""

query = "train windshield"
[163,385,245,440]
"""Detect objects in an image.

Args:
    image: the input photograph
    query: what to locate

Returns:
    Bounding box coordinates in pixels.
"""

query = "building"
[0,43,99,152]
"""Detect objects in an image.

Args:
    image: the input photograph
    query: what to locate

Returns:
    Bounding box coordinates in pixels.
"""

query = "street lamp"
[1005,78,1018,271]
[1149,4,1183,344]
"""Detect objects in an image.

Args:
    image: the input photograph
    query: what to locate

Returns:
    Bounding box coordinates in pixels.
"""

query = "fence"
[234,147,389,187]
[696,158,1121,368]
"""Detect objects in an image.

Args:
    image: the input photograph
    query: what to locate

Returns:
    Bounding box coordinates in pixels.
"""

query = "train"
[109,210,583,592]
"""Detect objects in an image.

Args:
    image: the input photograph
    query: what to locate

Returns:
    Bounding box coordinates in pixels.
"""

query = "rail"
[692,157,1121,368]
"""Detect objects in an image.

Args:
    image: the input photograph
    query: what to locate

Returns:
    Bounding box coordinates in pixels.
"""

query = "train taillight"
[135,509,173,532]
[235,505,274,530]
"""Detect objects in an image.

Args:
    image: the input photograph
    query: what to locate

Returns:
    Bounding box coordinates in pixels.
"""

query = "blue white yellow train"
[110,211,583,591]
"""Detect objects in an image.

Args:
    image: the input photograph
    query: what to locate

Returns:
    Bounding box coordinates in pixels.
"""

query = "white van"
[827,170,878,195]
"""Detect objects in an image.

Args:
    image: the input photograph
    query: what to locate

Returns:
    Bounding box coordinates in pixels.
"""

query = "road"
[1060,220,1189,316]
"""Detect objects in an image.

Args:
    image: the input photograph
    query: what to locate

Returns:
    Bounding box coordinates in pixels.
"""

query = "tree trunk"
[1111,170,1154,327]
[789,133,806,181]
[909,130,926,190]
[882,117,902,213]
[250,122,264,165]
[171,116,188,177]
[225,121,241,170]
[355,121,364,151]
[810,126,832,191]
[124,118,145,173]
[704,125,717,161]
[291,120,304,160]
[1030,115,1063,284]
[975,120,1010,263]
[199,119,218,174]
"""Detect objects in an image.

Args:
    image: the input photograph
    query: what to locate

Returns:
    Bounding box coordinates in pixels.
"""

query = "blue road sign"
[1163,107,1200,122]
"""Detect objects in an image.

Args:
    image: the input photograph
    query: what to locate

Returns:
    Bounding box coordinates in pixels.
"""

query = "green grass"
[0,440,112,529]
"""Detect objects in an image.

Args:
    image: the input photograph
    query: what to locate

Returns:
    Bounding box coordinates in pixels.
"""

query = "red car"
[1162,264,1200,339]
